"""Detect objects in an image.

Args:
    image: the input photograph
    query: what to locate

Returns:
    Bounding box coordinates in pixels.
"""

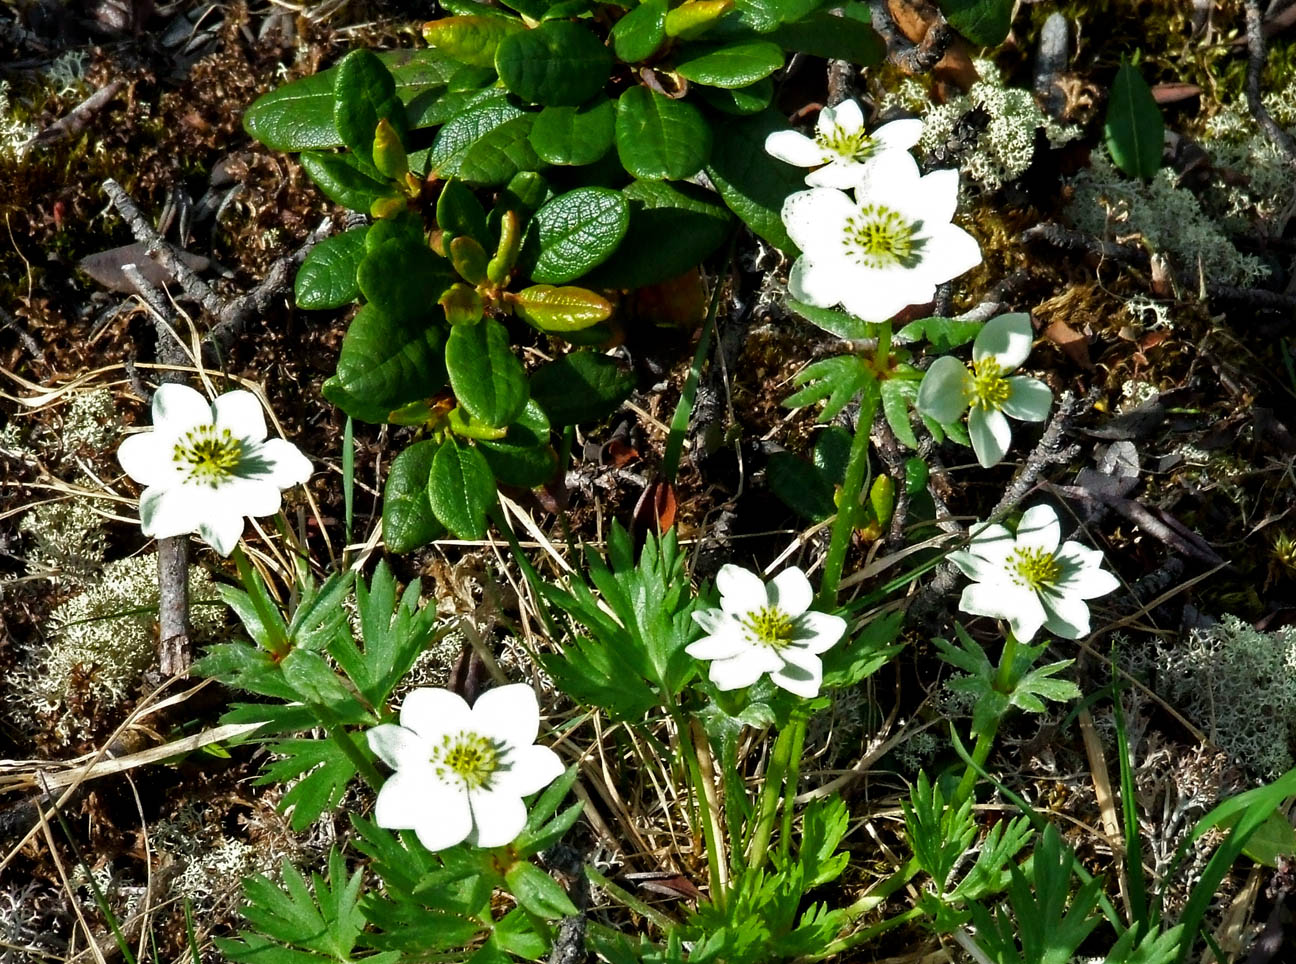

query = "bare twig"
[23,80,125,150]
[1207,283,1296,313]
[0,305,45,362]
[867,0,956,74]
[1020,222,1150,268]
[1244,0,1296,170]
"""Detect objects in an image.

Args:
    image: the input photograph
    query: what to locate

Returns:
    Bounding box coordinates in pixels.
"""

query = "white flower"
[116,384,311,556]
[781,151,981,322]
[688,565,847,699]
[915,313,1053,468]
[949,504,1120,642]
[367,684,564,852]
[765,101,923,189]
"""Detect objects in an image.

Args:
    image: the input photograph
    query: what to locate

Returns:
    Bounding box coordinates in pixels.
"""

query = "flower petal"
[213,390,268,442]
[828,99,864,135]
[1016,505,1061,554]
[768,567,812,616]
[782,188,855,253]
[1039,590,1092,639]
[368,723,428,770]
[472,683,541,749]
[960,583,1045,641]
[716,564,769,614]
[687,627,752,661]
[1055,543,1121,599]
[770,655,822,698]
[765,130,829,167]
[151,383,212,436]
[412,795,474,851]
[839,265,933,322]
[917,223,982,285]
[1002,377,1052,422]
[138,486,200,540]
[789,255,851,310]
[401,687,471,740]
[948,548,1008,584]
[805,159,871,189]
[212,477,282,519]
[117,431,181,488]
[969,407,1012,468]
[198,511,246,556]
[252,438,313,488]
[909,167,960,225]
[852,150,921,206]
[468,786,528,848]
[873,117,922,153]
[917,356,973,424]
[374,766,461,831]
[708,650,779,691]
[793,611,847,653]
[494,744,564,798]
[973,313,1034,370]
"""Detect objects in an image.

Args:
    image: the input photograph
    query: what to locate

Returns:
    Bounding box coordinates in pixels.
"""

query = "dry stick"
[0,304,45,362]
[24,80,125,150]
[866,0,956,74]
[1244,0,1296,170]
[120,263,193,676]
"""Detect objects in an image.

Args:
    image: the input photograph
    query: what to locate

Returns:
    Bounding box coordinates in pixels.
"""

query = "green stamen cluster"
[842,205,920,269]
[967,358,1012,411]
[1011,547,1061,590]
[743,606,797,650]
[433,730,502,790]
[816,127,875,163]
[174,426,243,486]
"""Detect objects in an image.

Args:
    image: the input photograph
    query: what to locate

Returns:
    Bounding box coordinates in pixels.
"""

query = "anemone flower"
[765,101,923,189]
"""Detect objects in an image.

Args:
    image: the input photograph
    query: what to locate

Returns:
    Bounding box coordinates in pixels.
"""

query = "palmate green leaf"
[1009,824,1104,964]
[491,908,549,960]
[528,98,616,166]
[295,226,368,310]
[799,797,851,888]
[903,770,977,894]
[382,440,445,553]
[1105,61,1164,179]
[783,355,876,422]
[192,641,300,703]
[505,861,579,919]
[334,50,406,171]
[216,850,392,964]
[322,305,449,424]
[523,187,629,283]
[938,0,1013,45]
[258,738,358,831]
[1105,925,1186,964]
[881,377,920,448]
[772,5,883,63]
[496,20,612,107]
[948,815,1033,903]
[428,437,497,539]
[299,151,394,212]
[243,49,460,152]
[615,86,712,181]
[896,315,983,350]
[582,179,733,290]
[446,318,529,427]
[674,40,784,88]
[529,350,634,426]
[820,608,903,689]
[705,109,805,252]
[612,0,668,62]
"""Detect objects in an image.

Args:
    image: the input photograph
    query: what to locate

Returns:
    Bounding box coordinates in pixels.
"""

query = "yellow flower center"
[815,126,876,163]
[433,731,502,790]
[742,606,797,650]
[842,205,923,269]
[1011,547,1061,590]
[968,358,1012,411]
[173,426,243,486]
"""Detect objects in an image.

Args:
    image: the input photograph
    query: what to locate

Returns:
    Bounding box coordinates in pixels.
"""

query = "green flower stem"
[777,713,808,865]
[954,631,1022,806]
[747,718,801,871]
[815,381,882,611]
[323,717,386,793]
[676,712,728,910]
[840,856,919,920]
[808,905,923,961]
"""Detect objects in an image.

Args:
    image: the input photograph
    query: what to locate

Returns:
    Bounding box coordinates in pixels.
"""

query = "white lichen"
[0,82,37,161]
[42,50,89,100]
[18,496,108,582]
[1154,615,1296,779]
[916,59,1081,193]
[61,388,122,455]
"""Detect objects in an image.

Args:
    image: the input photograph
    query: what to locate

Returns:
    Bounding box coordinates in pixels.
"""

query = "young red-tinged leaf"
[372,118,408,180]
[449,236,489,285]
[440,283,486,325]
[664,0,734,38]
[511,284,613,331]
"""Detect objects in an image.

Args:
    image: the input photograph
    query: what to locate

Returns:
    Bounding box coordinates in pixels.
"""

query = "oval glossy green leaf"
[495,21,613,107]
[734,0,820,32]
[428,92,525,175]
[1105,61,1164,180]
[357,239,456,323]
[382,440,445,552]
[772,6,884,64]
[612,0,668,62]
[614,86,712,181]
[696,77,772,115]
[446,318,529,427]
[479,399,556,487]
[334,50,405,169]
[429,94,544,186]
[322,305,449,423]
[528,98,615,166]
[295,226,369,309]
[428,438,497,539]
[674,41,783,88]
[938,0,1012,46]
[524,187,629,284]
[529,351,634,426]
[422,15,528,68]
[299,151,393,212]
[513,284,613,330]
[437,179,491,249]
[582,180,732,289]
[704,109,803,251]
[244,50,460,152]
